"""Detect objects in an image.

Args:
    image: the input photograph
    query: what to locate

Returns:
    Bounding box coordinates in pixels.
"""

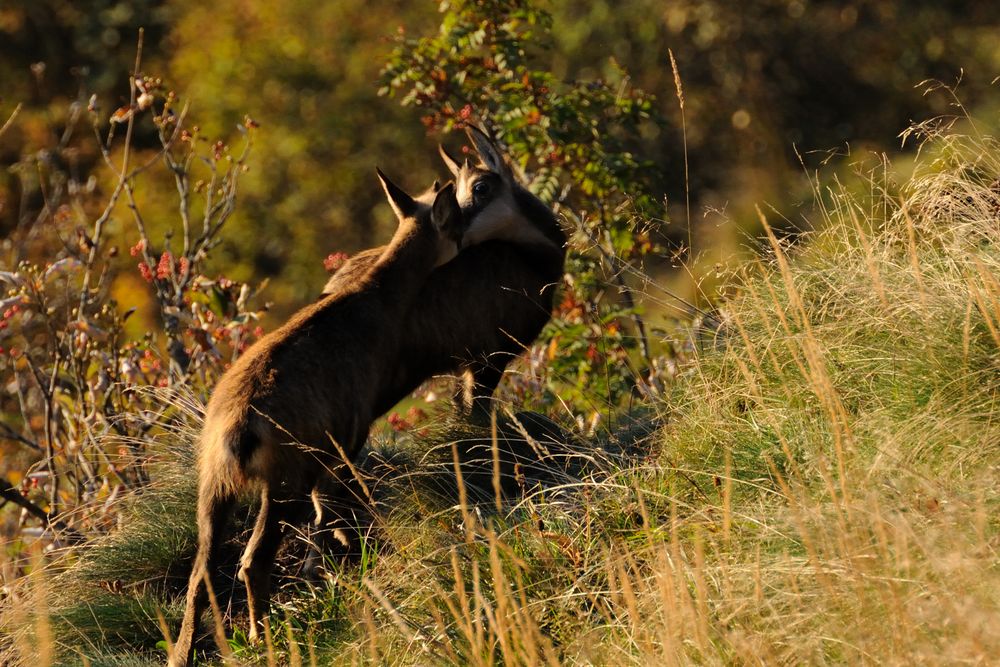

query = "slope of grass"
[3,128,999,665]
[297,128,1000,665]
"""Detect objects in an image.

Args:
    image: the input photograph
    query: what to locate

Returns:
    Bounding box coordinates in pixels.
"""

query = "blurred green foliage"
[2,0,999,301]
[3,0,999,422]
[547,1,1000,190]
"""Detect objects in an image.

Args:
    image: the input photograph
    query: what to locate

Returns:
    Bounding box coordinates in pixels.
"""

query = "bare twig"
[43,358,60,514]
[0,103,23,140]
[0,422,41,451]
[0,479,82,544]
[78,29,146,315]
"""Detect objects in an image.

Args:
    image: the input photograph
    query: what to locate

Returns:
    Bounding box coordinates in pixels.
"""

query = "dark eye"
[472,180,491,199]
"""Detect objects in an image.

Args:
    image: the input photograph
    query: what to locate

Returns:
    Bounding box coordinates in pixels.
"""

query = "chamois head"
[376,168,463,267]
[439,126,563,251]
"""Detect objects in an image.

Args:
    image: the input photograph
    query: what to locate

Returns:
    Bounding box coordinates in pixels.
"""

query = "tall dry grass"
[307,125,999,665]
[3,126,999,666]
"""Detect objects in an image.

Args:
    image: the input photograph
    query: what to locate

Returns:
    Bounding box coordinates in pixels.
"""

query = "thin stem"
[668,49,691,259]
[78,29,145,316]
[0,421,41,451]
[0,479,81,543]
[0,103,22,140]
[43,357,61,515]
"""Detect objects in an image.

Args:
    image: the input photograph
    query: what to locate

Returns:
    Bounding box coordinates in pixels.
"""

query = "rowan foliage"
[383,0,674,413]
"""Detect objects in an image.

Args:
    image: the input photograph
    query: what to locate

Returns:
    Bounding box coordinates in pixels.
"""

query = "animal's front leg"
[315,440,371,553]
[310,478,356,560]
[459,358,508,423]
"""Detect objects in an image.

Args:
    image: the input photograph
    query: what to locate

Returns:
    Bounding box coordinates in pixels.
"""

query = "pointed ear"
[466,125,511,177]
[430,182,461,234]
[438,144,462,177]
[432,179,442,192]
[376,167,418,219]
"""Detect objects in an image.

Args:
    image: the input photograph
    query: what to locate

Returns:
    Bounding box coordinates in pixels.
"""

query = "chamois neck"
[512,185,567,251]
[367,223,439,301]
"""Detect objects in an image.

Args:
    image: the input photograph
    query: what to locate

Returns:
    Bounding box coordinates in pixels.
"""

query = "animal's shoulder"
[322,246,385,297]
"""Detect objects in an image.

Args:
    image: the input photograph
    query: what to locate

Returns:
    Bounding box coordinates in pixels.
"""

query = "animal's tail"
[169,435,240,667]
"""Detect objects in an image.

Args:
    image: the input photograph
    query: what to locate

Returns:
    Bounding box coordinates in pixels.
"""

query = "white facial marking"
[463,198,554,248]
[456,176,475,208]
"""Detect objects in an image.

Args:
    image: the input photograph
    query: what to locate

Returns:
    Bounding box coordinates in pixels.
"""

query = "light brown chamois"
[170,173,464,667]
[322,127,566,418]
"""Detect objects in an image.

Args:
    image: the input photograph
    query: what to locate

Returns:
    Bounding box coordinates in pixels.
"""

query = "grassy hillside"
[4,126,999,665]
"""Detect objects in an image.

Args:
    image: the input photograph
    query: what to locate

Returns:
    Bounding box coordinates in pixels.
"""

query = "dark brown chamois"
[170,174,463,667]
[322,127,566,419]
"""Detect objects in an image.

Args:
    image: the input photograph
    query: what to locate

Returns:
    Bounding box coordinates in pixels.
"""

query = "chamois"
[322,127,566,418]
[170,174,464,667]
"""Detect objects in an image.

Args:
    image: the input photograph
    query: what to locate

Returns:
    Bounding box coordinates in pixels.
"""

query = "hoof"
[247,618,269,645]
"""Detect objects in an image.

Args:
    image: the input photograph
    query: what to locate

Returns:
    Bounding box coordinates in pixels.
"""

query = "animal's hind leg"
[171,488,234,667]
[237,484,306,643]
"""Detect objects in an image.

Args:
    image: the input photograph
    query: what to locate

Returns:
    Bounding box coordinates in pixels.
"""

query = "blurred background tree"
[1,0,999,575]
[546,0,1000,262]
[4,0,998,308]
